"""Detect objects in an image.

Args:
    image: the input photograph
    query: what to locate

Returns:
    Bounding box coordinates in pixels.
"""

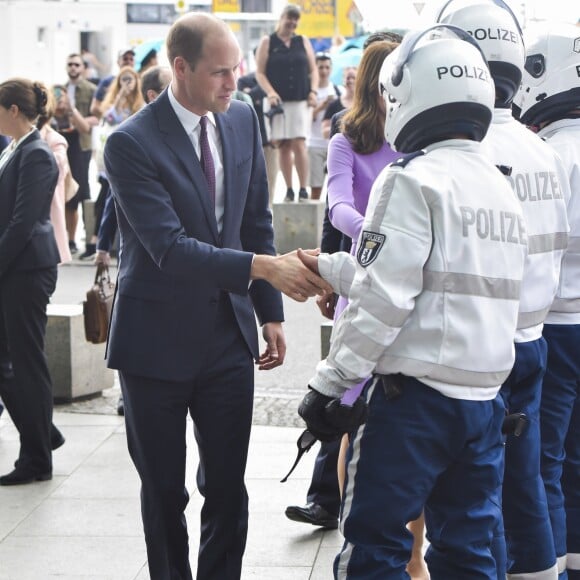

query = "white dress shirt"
[167,86,225,233]
[0,128,36,172]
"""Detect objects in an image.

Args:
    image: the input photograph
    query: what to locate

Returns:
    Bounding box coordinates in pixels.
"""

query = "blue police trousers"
[334,375,504,579]
[542,324,580,580]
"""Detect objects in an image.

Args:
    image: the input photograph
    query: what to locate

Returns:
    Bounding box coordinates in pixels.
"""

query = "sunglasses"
[280,429,317,483]
[67,62,82,67]
[120,76,134,83]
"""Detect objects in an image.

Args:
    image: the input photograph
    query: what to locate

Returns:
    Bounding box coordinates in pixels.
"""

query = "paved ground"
[0,411,339,580]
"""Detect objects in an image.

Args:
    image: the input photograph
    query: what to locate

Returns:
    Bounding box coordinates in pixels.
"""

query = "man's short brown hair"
[166,13,228,71]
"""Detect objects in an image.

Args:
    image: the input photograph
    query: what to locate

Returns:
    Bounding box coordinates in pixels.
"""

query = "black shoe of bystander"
[0,467,52,486]
[285,502,338,529]
[79,243,97,261]
[117,395,124,416]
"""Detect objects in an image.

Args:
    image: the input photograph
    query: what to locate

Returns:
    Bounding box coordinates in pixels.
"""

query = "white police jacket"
[481,109,569,342]
[538,118,580,325]
[310,139,527,401]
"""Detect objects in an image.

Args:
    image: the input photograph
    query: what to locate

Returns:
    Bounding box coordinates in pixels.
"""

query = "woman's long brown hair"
[340,41,399,155]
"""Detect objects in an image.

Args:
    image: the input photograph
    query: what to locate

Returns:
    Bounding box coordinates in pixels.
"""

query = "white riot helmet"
[380,24,494,153]
[514,23,580,126]
[436,0,525,107]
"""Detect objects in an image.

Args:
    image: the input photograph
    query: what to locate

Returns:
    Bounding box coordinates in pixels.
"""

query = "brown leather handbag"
[83,264,115,344]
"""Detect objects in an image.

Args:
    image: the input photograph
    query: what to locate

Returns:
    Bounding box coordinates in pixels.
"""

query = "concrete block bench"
[45,304,114,402]
[273,200,326,254]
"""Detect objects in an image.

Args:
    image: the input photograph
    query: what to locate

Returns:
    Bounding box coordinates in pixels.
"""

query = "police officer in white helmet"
[515,22,580,580]
[437,3,570,579]
[296,24,527,578]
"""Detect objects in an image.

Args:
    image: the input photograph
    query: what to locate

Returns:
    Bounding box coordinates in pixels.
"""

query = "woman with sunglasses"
[0,78,63,485]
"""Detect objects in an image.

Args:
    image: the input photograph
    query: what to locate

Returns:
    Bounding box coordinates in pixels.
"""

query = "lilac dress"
[326,133,398,403]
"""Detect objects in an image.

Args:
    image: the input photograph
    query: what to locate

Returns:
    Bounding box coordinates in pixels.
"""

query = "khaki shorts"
[265,100,311,141]
[308,146,328,188]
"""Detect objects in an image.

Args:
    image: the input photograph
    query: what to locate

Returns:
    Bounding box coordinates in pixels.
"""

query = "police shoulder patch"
[389,149,425,169]
[357,231,386,267]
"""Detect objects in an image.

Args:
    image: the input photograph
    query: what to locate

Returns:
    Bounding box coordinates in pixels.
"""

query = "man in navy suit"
[104,12,331,580]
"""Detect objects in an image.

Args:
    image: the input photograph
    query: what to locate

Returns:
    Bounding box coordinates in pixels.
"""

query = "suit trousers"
[0,266,57,473]
[120,294,254,580]
[307,440,341,517]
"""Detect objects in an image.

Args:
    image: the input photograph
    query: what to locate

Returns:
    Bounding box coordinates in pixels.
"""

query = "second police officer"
[515,22,580,580]
[438,2,570,579]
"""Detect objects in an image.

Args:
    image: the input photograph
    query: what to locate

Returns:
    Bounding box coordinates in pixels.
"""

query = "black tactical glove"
[298,388,368,442]
[502,412,528,436]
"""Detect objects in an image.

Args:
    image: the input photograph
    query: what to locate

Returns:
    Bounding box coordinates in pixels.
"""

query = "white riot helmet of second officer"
[513,22,580,127]
[436,0,525,107]
[379,24,495,153]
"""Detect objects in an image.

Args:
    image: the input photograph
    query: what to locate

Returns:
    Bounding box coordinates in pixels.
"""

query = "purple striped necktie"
[198,115,215,206]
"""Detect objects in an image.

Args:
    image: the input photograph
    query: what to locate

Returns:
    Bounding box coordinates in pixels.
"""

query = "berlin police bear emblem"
[357,231,386,267]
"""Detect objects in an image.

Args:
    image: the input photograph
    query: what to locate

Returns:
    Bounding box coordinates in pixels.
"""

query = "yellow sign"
[295,0,357,39]
[212,0,241,12]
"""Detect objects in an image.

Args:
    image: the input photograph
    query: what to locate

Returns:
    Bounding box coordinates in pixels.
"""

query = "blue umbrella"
[133,39,165,72]
[330,44,364,85]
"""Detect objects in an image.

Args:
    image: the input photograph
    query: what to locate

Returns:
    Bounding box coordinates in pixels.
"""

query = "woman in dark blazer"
[0,78,64,485]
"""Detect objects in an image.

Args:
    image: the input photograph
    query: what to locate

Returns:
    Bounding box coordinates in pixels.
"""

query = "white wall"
[0,1,126,85]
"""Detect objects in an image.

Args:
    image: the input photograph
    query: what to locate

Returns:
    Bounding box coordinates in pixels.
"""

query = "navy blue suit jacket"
[104,91,283,381]
[0,131,59,278]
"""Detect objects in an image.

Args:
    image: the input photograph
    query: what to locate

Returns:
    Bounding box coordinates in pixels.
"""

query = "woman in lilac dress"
[325,40,429,580]
[327,41,400,325]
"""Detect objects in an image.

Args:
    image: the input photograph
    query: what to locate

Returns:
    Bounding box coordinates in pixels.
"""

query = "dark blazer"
[0,131,59,278]
[104,92,284,381]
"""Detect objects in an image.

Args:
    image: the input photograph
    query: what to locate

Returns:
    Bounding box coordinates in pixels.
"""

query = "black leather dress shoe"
[285,502,338,529]
[0,467,52,486]
[51,428,65,451]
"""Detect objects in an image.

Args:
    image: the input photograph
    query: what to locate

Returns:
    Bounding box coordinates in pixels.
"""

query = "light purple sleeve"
[325,135,370,405]
[326,134,365,241]
[341,380,367,405]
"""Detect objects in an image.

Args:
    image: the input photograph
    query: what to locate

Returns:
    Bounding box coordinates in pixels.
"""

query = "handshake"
[251,248,332,303]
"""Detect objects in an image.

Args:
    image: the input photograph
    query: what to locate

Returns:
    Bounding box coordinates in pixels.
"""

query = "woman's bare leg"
[407,513,430,579]
[337,433,349,498]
